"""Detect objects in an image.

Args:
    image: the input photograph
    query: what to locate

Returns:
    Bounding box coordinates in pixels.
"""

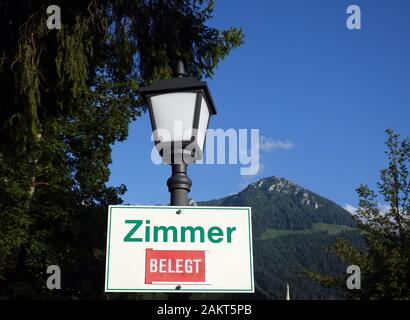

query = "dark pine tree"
[0,0,244,299]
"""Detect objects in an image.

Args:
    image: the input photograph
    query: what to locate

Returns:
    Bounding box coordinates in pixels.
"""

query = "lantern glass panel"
[150,92,197,143]
[196,96,210,153]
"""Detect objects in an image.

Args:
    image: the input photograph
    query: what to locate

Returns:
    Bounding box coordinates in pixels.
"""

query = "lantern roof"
[139,76,217,115]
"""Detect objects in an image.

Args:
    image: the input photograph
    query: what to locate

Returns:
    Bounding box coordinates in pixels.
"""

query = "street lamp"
[139,61,217,206]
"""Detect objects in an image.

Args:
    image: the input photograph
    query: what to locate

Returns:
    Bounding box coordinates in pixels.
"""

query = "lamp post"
[139,61,217,206]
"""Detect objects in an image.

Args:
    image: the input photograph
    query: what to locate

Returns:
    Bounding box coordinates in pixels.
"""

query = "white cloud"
[379,203,391,214]
[259,136,294,152]
[343,203,357,215]
[343,203,391,215]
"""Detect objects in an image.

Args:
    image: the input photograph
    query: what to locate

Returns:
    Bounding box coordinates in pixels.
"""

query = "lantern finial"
[176,61,186,78]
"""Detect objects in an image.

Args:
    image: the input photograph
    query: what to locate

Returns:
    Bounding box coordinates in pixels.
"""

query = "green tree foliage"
[308,129,410,299]
[0,0,243,298]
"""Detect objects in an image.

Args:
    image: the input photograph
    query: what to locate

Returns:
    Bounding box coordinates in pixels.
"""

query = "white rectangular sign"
[105,205,254,293]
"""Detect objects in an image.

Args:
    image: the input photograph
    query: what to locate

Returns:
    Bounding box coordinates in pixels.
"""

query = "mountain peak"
[248,176,301,193]
[202,175,355,231]
[245,176,323,210]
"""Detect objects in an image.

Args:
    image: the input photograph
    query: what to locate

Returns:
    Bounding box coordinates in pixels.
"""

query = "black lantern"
[139,61,217,206]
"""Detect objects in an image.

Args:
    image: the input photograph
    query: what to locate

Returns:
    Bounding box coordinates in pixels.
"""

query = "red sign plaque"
[145,248,206,284]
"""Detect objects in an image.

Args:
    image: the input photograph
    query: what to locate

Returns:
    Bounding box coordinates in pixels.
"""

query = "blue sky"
[108,0,410,210]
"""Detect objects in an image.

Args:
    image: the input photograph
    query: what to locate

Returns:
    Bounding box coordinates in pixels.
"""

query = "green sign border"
[105,205,254,293]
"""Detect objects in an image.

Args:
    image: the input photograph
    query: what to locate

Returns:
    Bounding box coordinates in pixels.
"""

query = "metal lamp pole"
[167,163,192,206]
[168,163,192,298]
